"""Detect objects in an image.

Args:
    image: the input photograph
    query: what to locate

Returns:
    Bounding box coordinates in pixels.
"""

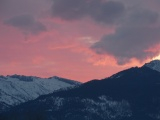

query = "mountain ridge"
[143,59,160,72]
[0,74,81,113]
[1,65,160,120]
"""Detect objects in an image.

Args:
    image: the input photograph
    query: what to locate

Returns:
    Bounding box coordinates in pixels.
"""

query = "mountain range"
[0,60,160,120]
[0,75,80,113]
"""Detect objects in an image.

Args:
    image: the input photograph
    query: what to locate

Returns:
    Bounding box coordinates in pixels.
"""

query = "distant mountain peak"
[143,59,160,72]
[0,74,81,113]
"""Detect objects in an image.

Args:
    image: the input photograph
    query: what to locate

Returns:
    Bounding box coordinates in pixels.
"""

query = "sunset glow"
[0,0,160,82]
[153,55,160,60]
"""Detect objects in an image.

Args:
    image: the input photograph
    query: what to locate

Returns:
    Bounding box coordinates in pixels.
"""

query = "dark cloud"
[4,14,47,35]
[51,0,160,64]
[126,10,159,26]
[52,0,88,20]
[51,0,125,24]
[89,1,125,24]
[0,0,50,20]
[0,0,5,7]
[91,9,160,65]
[0,0,6,15]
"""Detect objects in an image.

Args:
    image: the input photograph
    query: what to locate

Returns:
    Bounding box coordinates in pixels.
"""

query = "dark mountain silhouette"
[1,66,160,120]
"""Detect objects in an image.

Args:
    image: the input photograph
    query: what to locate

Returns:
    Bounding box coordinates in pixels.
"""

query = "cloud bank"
[51,0,160,64]
[92,9,160,64]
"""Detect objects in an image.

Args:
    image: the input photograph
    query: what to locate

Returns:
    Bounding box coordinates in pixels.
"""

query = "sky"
[0,0,160,82]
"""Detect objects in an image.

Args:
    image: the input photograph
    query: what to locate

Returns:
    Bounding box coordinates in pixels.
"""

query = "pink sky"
[0,0,160,82]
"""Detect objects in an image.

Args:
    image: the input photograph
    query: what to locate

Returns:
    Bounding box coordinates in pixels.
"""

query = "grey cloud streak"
[0,0,50,36]
[4,14,47,35]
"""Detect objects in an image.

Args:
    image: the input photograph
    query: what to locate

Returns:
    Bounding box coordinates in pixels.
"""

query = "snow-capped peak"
[0,75,81,110]
[143,59,160,72]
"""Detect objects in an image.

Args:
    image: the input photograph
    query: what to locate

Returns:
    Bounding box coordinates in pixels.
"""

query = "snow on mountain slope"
[0,75,80,107]
[2,67,160,120]
[143,60,160,72]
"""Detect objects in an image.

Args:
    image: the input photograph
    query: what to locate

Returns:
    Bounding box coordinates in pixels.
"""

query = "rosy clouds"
[0,0,160,82]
